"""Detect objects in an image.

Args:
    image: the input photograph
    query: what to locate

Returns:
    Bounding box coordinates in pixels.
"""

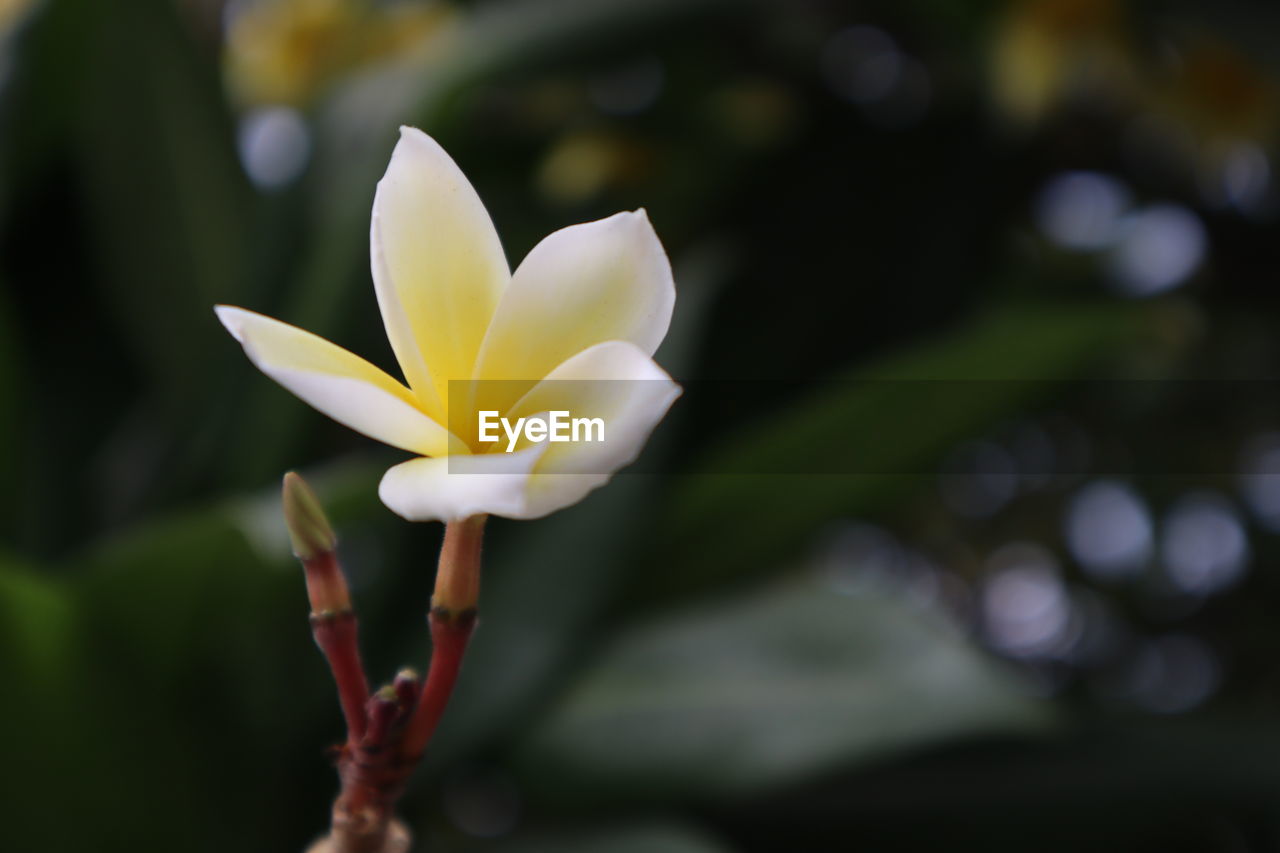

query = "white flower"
[217,127,680,521]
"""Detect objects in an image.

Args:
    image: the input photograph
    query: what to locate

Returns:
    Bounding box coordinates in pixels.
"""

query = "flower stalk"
[285,474,487,853]
[397,515,484,762]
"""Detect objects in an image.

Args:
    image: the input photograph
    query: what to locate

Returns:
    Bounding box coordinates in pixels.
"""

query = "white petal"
[378,444,548,522]
[502,340,681,519]
[216,305,451,457]
[371,126,510,420]
[473,210,674,412]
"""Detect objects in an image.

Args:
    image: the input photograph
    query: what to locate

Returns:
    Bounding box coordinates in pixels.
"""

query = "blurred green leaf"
[709,719,1280,851]
[49,466,393,852]
[0,554,74,686]
[76,0,250,412]
[0,546,287,853]
[68,498,303,850]
[0,0,91,222]
[658,304,1142,596]
[515,576,1048,802]
[0,556,82,850]
[75,458,389,722]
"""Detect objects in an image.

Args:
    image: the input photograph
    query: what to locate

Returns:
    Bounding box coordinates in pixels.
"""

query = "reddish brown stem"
[400,607,477,760]
[310,609,371,744]
[306,552,370,744]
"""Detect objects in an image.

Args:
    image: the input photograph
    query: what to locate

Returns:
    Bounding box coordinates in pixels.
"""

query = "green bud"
[282,471,337,560]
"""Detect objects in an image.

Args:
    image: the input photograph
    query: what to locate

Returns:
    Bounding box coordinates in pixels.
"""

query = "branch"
[284,474,490,853]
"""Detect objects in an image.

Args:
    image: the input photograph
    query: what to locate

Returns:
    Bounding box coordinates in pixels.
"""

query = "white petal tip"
[214,304,248,341]
[624,209,661,239]
[394,125,441,150]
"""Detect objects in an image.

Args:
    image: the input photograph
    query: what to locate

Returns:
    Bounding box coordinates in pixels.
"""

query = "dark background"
[5,0,1280,850]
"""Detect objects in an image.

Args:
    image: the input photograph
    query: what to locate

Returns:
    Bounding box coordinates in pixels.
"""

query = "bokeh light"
[1035,171,1131,251]
[236,105,312,189]
[1064,480,1153,580]
[1159,492,1249,596]
[821,24,930,128]
[1106,203,1206,296]
[981,543,1077,660]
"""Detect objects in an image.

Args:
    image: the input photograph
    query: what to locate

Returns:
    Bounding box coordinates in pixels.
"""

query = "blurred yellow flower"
[536,129,646,206]
[223,0,454,107]
[0,0,36,38]
[217,127,680,521]
[989,0,1136,124]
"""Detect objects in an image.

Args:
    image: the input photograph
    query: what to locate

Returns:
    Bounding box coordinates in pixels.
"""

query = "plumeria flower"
[217,127,680,521]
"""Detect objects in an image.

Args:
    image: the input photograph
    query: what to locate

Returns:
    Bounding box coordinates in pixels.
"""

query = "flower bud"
[393,668,420,710]
[283,471,337,561]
